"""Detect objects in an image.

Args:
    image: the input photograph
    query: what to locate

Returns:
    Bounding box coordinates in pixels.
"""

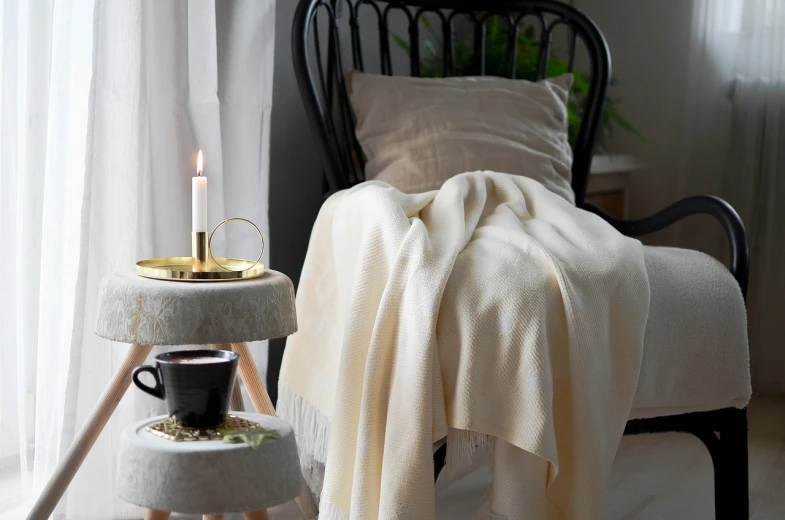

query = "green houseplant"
[393,17,643,152]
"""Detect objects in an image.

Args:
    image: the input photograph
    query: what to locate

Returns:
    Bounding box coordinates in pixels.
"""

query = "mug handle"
[132,365,164,399]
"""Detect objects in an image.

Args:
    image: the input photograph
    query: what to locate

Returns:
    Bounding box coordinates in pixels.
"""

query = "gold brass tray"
[137,256,265,282]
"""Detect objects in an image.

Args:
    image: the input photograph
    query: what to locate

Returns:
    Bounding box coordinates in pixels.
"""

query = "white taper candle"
[192,150,207,232]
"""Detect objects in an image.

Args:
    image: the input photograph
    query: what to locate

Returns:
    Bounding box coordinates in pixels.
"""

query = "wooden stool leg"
[229,378,245,411]
[244,511,270,520]
[231,342,275,414]
[145,510,170,520]
[231,342,320,520]
[26,343,153,520]
[213,343,244,411]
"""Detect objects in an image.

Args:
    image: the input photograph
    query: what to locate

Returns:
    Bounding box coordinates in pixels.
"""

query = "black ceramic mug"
[132,350,239,428]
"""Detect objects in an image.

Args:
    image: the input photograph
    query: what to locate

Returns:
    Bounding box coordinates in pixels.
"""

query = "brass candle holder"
[137,218,266,282]
[192,231,210,272]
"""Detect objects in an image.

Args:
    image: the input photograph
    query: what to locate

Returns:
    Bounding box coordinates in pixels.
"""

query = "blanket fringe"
[277,384,332,463]
[277,384,332,497]
[445,428,494,479]
[317,499,351,520]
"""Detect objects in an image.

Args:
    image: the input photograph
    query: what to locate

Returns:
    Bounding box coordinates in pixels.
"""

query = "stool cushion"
[116,413,302,513]
[95,270,297,345]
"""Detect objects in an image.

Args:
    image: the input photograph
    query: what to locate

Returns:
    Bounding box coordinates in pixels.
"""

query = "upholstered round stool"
[94,271,298,347]
[27,270,319,520]
[117,413,301,518]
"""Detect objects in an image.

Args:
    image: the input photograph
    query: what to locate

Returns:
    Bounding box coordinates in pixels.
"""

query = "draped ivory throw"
[278,171,650,519]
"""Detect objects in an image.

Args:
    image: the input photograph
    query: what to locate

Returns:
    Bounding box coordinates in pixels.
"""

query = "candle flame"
[196,149,204,176]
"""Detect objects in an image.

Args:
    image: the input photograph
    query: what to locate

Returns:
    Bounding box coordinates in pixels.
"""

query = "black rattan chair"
[288,1,750,518]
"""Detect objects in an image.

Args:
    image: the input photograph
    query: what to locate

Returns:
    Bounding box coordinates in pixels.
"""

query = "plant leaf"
[223,428,280,450]
[391,33,411,55]
[420,15,441,41]
[606,110,646,142]
[424,39,437,59]
[570,70,591,92]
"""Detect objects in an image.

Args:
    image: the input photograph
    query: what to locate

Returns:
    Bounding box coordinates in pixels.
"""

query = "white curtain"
[677,0,785,393]
[0,0,275,517]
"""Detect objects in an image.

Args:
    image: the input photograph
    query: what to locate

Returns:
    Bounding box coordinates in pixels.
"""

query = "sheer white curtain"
[0,0,275,517]
[678,0,785,393]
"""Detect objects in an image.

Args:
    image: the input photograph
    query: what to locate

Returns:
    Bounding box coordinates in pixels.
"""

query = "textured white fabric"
[629,246,750,419]
[348,71,576,203]
[279,171,650,519]
[0,1,276,517]
[277,243,752,508]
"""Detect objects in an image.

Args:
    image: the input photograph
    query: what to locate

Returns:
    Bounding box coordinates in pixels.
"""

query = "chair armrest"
[583,195,749,300]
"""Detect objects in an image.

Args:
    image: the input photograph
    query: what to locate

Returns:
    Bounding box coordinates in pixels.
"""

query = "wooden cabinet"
[586,189,626,219]
[585,155,641,220]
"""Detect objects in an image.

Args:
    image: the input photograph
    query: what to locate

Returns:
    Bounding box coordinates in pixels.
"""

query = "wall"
[267,0,324,397]
[577,0,713,246]
[269,0,323,284]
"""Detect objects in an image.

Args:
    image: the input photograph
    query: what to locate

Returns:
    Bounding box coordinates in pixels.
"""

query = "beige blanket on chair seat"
[278,171,650,519]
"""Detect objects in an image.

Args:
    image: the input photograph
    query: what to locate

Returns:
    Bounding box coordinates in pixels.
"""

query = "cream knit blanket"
[278,172,650,520]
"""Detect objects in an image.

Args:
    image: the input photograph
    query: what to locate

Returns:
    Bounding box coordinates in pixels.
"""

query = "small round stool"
[117,413,302,519]
[26,270,319,520]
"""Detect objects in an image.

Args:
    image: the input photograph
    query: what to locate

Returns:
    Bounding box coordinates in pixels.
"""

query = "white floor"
[3,397,784,519]
[272,397,785,520]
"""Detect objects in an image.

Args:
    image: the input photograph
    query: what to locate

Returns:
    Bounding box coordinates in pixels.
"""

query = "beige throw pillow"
[347,71,575,202]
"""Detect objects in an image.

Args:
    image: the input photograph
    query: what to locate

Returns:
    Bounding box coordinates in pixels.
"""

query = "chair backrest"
[292,0,610,205]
